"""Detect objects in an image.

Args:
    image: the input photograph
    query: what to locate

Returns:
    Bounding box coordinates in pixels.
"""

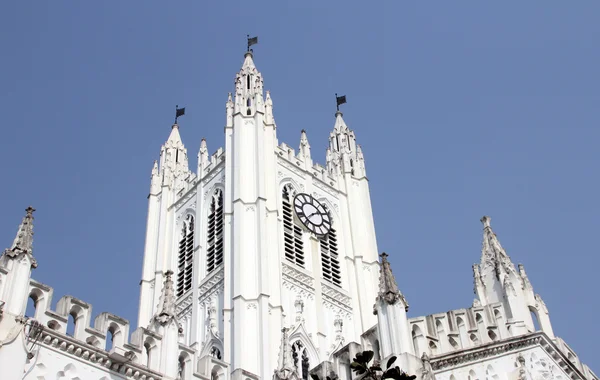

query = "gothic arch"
[279,179,301,203]
[288,322,319,371]
[205,188,225,275]
[200,334,224,361]
[27,287,46,319]
[144,336,158,370]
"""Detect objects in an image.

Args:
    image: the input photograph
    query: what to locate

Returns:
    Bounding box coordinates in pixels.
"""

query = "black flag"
[247,36,258,50]
[175,106,185,123]
[336,94,347,110]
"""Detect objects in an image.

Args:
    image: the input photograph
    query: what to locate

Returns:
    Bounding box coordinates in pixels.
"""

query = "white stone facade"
[0,52,596,380]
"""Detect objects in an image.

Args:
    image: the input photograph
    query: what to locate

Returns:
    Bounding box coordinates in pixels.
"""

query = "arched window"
[177,214,195,297]
[412,325,424,356]
[529,306,541,331]
[282,185,304,268]
[292,341,310,380]
[207,190,224,274]
[106,328,115,351]
[25,295,36,319]
[468,370,478,380]
[320,220,341,286]
[66,312,76,337]
[457,317,468,347]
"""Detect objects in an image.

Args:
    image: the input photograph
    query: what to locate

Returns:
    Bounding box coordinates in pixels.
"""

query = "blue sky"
[1,1,598,370]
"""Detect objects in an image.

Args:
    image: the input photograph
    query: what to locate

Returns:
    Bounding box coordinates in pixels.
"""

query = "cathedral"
[0,50,596,380]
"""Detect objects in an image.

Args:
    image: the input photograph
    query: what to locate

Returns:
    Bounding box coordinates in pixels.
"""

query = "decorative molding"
[34,329,162,380]
[282,263,315,299]
[246,302,258,310]
[246,206,256,212]
[278,159,304,179]
[198,267,224,305]
[313,179,338,199]
[321,282,352,316]
[176,294,193,318]
[201,167,225,186]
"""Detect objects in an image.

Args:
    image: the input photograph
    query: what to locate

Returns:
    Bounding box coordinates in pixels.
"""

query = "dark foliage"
[311,351,415,380]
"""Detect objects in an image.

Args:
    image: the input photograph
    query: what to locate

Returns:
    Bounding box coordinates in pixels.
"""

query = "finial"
[481,215,491,228]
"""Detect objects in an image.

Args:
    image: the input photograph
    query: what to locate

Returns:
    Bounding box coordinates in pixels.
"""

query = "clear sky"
[1,1,598,371]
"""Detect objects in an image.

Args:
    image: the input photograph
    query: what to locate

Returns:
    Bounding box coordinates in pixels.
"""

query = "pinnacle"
[2,206,37,268]
[377,252,408,310]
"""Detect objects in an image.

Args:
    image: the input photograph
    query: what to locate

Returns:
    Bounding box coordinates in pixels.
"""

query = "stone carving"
[420,353,435,380]
[273,327,299,380]
[282,263,315,291]
[294,295,304,324]
[176,293,193,318]
[151,271,177,326]
[321,282,352,311]
[198,267,224,305]
[313,178,338,199]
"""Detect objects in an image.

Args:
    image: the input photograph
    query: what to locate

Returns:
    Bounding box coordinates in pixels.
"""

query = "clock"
[293,193,332,236]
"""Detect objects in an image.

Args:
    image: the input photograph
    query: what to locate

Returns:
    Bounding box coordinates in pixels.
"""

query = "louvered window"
[177,215,195,297]
[282,185,304,268]
[321,227,341,287]
[207,189,224,274]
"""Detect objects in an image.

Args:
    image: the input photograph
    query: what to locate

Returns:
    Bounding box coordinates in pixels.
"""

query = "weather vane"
[335,93,347,112]
[247,35,258,52]
[175,105,185,124]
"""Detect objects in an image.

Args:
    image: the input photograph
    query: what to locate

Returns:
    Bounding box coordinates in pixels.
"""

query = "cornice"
[430,332,587,379]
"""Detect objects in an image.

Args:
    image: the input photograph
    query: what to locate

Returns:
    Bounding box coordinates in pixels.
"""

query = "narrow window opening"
[247,108,252,115]
[321,225,341,287]
[66,312,76,337]
[529,307,541,331]
[105,329,115,351]
[247,75,251,90]
[176,150,179,163]
[178,356,186,380]
[25,295,37,319]
[177,214,195,297]
[292,341,310,380]
[207,190,224,274]
[247,98,251,107]
[211,346,222,360]
[145,342,152,368]
[282,186,304,268]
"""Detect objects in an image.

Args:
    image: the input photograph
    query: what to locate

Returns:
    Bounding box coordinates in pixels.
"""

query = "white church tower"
[136,49,381,380]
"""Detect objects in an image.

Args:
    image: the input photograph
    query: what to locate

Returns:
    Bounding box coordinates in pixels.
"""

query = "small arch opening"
[66,312,76,337]
[247,75,251,90]
[488,330,497,341]
[25,295,36,319]
[47,320,60,330]
[246,108,252,115]
[529,306,541,331]
[210,346,222,360]
[144,342,153,368]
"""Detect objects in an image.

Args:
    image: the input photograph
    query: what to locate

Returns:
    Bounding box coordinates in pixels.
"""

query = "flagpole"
[335,93,339,112]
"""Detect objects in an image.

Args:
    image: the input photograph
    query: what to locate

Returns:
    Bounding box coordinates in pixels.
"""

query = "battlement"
[9,276,229,379]
[202,147,225,175]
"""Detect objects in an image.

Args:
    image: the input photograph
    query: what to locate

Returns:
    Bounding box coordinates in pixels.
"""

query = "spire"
[273,327,299,380]
[480,216,519,280]
[226,92,234,127]
[151,270,177,326]
[2,206,37,268]
[234,51,264,115]
[376,252,408,310]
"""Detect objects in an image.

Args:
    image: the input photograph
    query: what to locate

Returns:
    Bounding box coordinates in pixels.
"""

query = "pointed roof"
[273,327,299,380]
[376,252,408,310]
[242,51,256,70]
[151,270,177,326]
[2,206,37,268]
[480,216,519,279]
[166,124,184,146]
[333,111,349,133]
[199,138,208,155]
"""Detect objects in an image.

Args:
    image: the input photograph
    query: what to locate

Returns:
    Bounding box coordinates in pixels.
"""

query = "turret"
[474,216,554,338]
[138,121,191,328]
[234,51,264,117]
[0,206,37,316]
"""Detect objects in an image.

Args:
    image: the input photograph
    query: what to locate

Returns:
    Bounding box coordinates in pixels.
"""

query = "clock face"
[293,193,332,236]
